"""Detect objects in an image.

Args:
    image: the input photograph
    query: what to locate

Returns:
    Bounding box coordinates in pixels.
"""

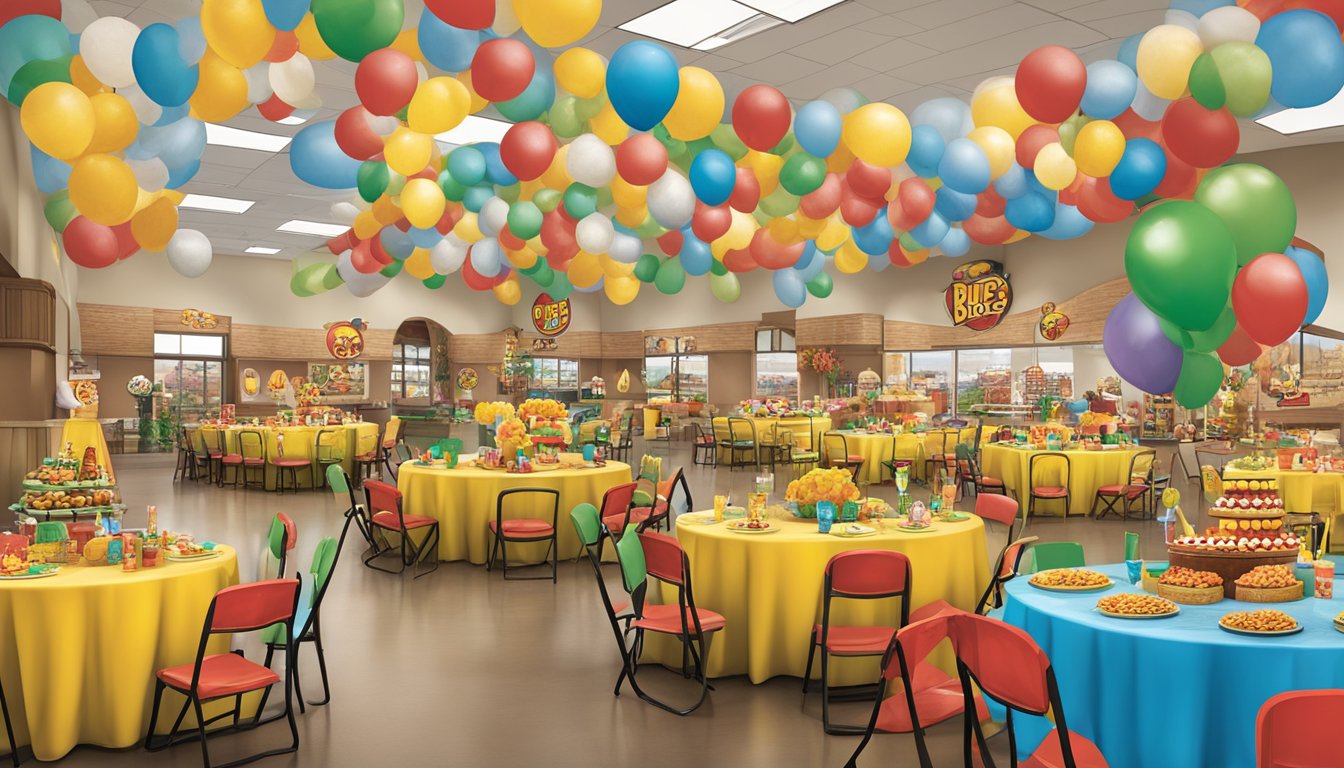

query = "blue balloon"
[794,241,824,281]
[447,146,487,186]
[934,186,977,222]
[380,226,415,260]
[795,100,842,157]
[418,12,479,72]
[773,268,806,308]
[1005,191,1055,232]
[1081,60,1137,120]
[1109,138,1166,201]
[133,24,198,107]
[496,64,555,123]
[994,163,1028,200]
[906,125,944,178]
[1022,170,1057,202]
[911,97,973,144]
[689,149,736,206]
[165,158,200,189]
[1116,34,1142,74]
[909,212,949,248]
[138,116,206,169]
[154,103,191,127]
[1257,10,1344,109]
[1038,203,1094,240]
[853,209,894,255]
[680,233,713,276]
[940,227,970,257]
[0,15,70,96]
[408,226,443,248]
[463,184,494,212]
[478,143,517,187]
[470,239,503,278]
[175,17,207,65]
[1285,246,1330,325]
[289,120,361,189]
[30,146,70,194]
[606,41,679,131]
[262,0,310,32]
[939,138,991,194]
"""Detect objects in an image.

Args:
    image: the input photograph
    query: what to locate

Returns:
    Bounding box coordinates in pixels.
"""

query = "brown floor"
[38,439,1195,768]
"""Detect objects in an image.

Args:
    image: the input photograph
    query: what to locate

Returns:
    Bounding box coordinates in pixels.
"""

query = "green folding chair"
[1029,541,1086,573]
[262,536,340,713]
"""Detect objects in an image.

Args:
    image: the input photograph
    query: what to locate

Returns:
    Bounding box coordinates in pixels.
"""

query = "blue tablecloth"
[1002,563,1344,768]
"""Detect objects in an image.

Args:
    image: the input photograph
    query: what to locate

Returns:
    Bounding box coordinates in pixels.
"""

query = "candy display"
[1157,566,1225,605]
[1169,475,1300,598]
[1233,564,1304,603]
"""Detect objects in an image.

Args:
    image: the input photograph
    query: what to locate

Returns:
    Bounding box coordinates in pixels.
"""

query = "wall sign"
[324,319,366,359]
[181,308,217,329]
[944,260,1012,331]
[307,362,368,403]
[532,293,571,337]
[1039,302,1070,341]
[456,367,479,392]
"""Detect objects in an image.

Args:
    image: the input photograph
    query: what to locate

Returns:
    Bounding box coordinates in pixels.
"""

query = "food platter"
[166,550,221,562]
[1030,580,1114,593]
[726,521,777,534]
[830,524,877,538]
[0,567,60,581]
[1096,594,1179,619]
[1029,569,1114,592]
[1218,621,1303,637]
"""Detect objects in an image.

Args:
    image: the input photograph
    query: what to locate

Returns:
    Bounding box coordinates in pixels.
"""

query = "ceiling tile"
[894,0,1016,30]
[848,37,942,74]
[905,4,1058,52]
[791,28,893,66]
[731,52,829,83]
[1079,9,1166,38]
[1062,0,1168,22]
[896,20,1106,85]
[778,61,878,101]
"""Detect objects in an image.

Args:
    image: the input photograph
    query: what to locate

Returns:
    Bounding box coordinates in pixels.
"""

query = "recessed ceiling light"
[692,13,783,50]
[205,123,292,152]
[738,0,846,23]
[245,246,282,255]
[1255,89,1344,134]
[277,219,349,237]
[276,115,308,126]
[434,115,513,147]
[620,0,758,48]
[179,193,255,213]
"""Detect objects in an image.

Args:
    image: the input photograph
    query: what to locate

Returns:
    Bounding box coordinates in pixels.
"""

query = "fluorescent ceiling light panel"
[179,193,255,213]
[277,220,349,237]
[693,13,783,50]
[244,246,282,255]
[276,115,308,126]
[435,115,513,146]
[204,123,292,152]
[738,0,846,22]
[1255,88,1344,134]
[620,0,758,48]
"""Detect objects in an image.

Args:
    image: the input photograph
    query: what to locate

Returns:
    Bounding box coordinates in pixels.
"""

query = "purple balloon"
[1104,292,1183,394]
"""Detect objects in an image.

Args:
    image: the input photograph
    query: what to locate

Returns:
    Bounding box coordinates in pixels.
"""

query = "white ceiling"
[89,0,1344,260]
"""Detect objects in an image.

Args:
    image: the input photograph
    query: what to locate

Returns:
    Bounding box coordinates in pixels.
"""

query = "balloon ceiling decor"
[1,0,1339,406]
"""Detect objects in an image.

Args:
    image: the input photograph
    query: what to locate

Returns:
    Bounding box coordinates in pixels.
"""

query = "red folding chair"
[1091,450,1155,520]
[1257,689,1344,768]
[143,579,301,768]
[908,536,1037,624]
[362,480,439,578]
[597,481,639,539]
[802,550,912,734]
[487,487,560,582]
[627,467,691,533]
[977,492,1021,543]
[1028,452,1071,518]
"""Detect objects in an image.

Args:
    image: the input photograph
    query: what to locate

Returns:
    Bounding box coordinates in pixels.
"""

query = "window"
[909,351,954,420]
[755,328,797,398]
[154,333,224,357]
[645,354,708,402]
[153,333,226,422]
[392,343,431,399]
[529,358,579,393]
[956,348,1011,413]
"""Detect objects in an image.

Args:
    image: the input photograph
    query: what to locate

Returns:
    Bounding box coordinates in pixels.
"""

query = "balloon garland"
[1,0,1337,407]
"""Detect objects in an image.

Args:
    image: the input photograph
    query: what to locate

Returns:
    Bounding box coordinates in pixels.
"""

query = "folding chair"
[597,481,639,541]
[362,480,439,578]
[692,422,717,466]
[630,467,691,533]
[262,537,341,710]
[174,426,196,482]
[311,429,343,490]
[324,465,376,557]
[725,418,758,471]
[1092,450,1155,520]
[258,513,296,581]
[1030,541,1085,573]
[378,417,403,479]
[487,487,560,583]
[1027,452,1071,518]
[1257,689,1344,768]
[269,435,312,494]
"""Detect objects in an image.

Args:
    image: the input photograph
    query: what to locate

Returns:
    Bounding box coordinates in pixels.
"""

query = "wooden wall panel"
[0,278,55,351]
[644,322,756,352]
[797,314,883,347]
[153,308,231,334]
[453,332,504,363]
[77,303,154,357]
[601,331,643,358]
[230,324,394,360]
[520,330,602,358]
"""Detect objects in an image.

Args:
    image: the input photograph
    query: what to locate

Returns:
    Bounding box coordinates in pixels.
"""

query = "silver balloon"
[566,134,616,187]
[647,169,694,229]
[430,235,468,274]
[269,53,315,105]
[166,229,212,278]
[1130,81,1169,122]
[80,16,139,88]
[575,213,614,253]
[608,232,641,264]
[336,250,391,297]
[329,201,361,224]
[479,197,509,237]
[127,158,169,192]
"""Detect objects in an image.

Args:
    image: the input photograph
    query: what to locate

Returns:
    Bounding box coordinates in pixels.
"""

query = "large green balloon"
[311,0,403,62]
[1211,42,1271,117]
[1188,305,1237,353]
[1188,53,1225,111]
[549,97,583,139]
[1193,164,1296,267]
[379,260,403,278]
[438,171,467,202]
[507,201,542,239]
[709,124,748,161]
[780,154,827,196]
[633,253,659,282]
[548,271,573,299]
[9,56,72,107]
[291,263,338,297]
[422,273,446,289]
[1174,350,1225,409]
[709,271,741,303]
[531,262,555,286]
[806,271,834,299]
[1124,200,1237,332]
[43,190,76,232]
[563,183,597,219]
[357,161,389,203]
[768,130,795,156]
[654,257,686,294]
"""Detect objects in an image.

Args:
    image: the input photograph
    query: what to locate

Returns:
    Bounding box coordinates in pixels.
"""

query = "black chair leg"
[0,678,15,768]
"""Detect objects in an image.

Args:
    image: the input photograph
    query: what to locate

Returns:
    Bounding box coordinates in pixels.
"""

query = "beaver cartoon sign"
[944,261,1012,331]
[532,293,571,337]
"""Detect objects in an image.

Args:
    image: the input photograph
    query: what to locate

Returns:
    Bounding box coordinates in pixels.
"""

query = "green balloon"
[9,56,72,107]
[311,0,403,62]
[898,232,923,252]
[709,271,741,303]
[357,161,388,203]
[291,263,338,297]
[574,96,604,122]
[385,173,406,197]
[1188,52,1226,110]
[759,187,800,217]
[654,257,686,294]
[1193,164,1296,267]
[532,263,555,287]
[548,271,573,299]
[1057,114,1089,156]
[43,190,76,232]
[1188,305,1237,353]
[633,253,660,282]
[632,215,666,240]
[768,130,795,156]
[1174,350,1226,409]
[780,153,827,196]
[653,125,685,159]
[709,124,748,161]
[496,184,521,204]
[507,201,542,239]
[709,258,728,276]
[322,263,344,290]
[549,97,583,139]
[1124,200,1237,331]
[1212,42,1271,117]
[563,183,597,218]
[380,260,403,278]
[439,171,467,202]
[595,185,614,210]
[806,271,833,299]
[422,273,446,289]
[532,188,561,213]
[1157,317,1195,350]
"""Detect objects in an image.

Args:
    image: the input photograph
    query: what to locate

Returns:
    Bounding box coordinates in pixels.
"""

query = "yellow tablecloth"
[1223,468,1343,516]
[397,456,631,564]
[712,415,833,463]
[0,547,240,761]
[644,512,989,686]
[60,417,115,482]
[195,423,379,490]
[826,427,988,485]
[981,444,1146,517]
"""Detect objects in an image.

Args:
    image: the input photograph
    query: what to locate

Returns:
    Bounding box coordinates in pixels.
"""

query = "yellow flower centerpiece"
[518,398,568,421]
[495,417,533,458]
[786,468,861,519]
[474,401,516,425]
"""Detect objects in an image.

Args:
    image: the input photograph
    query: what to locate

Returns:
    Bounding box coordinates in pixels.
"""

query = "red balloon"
[498,227,526,251]
[435,206,463,234]
[1112,108,1160,141]
[1015,45,1087,123]
[840,191,879,227]
[1242,0,1288,20]
[976,188,1006,217]
[889,178,935,230]
[461,258,495,290]
[691,203,732,242]
[799,173,841,219]
[350,239,380,274]
[540,208,576,251]
[748,228,804,269]
[500,121,557,181]
[264,32,299,63]
[63,217,119,268]
[1015,124,1059,169]
[355,48,418,116]
[369,234,392,265]
[732,85,791,152]
[547,244,576,271]
[729,168,760,213]
[0,0,59,28]
[327,230,355,255]
[257,94,295,122]
[657,229,684,256]
[845,160,891,201]
[471,39,535,103]
[1075,177,1133,223]
[1232,253,1309,346]
[1161,98,1239,169]
[425,0,494,29]
[888,242,924,267]
[335,106,385,161]
[1153,150,1197,199]
[112,222,138,260]
[1218,323,1265,366]
[962,214,1017,245]
[615,134,668,186]
[722,247,757,273]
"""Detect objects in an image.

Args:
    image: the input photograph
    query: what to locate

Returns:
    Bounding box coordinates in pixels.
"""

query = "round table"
[981,444,1146,517]
[0,547,240,761]
[1223,468,1342,516]
[643,511,989,686]
[195,423,380,490]
[397,456,631,564]
[712,415,833,463]
[1003,563,1344,768]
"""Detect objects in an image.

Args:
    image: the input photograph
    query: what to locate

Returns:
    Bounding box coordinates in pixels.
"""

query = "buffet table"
[1003,563,1344,768]
[194,423,379,490]
[981,445,1146,516]
[0,547,240,761]
[1223,468,1342,516]
[643,511,988,686]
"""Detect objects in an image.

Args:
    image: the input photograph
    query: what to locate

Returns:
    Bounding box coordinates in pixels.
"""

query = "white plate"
[166,550,221,562]
[1219,621,1302,637]
[0,567,60,580]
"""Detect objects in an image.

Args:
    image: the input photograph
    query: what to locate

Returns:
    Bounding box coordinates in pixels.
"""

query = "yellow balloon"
[201,0,275,69]
[514,0,600,47]
[384,127,434,176]
[1033,143,1077,191]
[352,210,381,239]
[506,247,538,269]
[69,55,104,96]
[493,276,522,305]
[897,243,929,266]
[768,216,800,245]
[69,154,138,225]
[835,240,869,274]
[160,189,186,205]
[454,212,484,244]
[554,47,605,99]
[540,145,572,190]
[663,66,724,141]
[826,142,855,175]
[741,151,783,197]
[130,197,178,252]
[1073,120,1125,177]
[724,208,757,250]
[971,77,1036,139]
[600,253,635,278]
[401,178,446,229]
[390,28,423,61]
[457,71,489,114]
[404,248,435,279]
[189,52,249,123]
[603,273,640,305]
[614,205,646,229]
[589,100,629,145]
[295,14,335,60]
[796,214,826,239]
[21,82,94,161]
[568,250,603,288]
[610,175,646,209]
[816,214,850,252]
[1005,229,1032,244]
[966,126,1015,179]
[1137,24,1202,100]
[408,77,470,135]
[87,93,138,154]
[842,103,912,167]
[372,194,401,225]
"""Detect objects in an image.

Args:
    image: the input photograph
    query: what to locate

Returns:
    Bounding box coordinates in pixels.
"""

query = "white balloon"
[60,0,99,33]
[1130,81,1169,122]
[166,229,212,278]
[337,250,391,297]
[1164,9,1199,32]
[492,0,522,35]
[647,170,695,229]
[269,53,315,105]
[470,238,503,277]
[329,201,361,224]
[1199,6,1260,48]
[80,17,139,88]
[479,197,509,237]
[127,157,169,192]
[369,115,400,137]
[566,134,616,187]
[431,235,468,274]
[121,85,162,125]
[245,64,273,105]
[575,213,614,253]
[608,232,641,264]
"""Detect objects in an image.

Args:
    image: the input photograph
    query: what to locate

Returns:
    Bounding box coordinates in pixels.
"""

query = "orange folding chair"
[1257,689,1344,768]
